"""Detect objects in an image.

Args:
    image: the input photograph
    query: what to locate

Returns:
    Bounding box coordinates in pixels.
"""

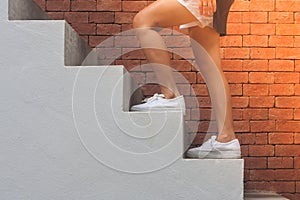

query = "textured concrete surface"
[0,0,244,199]
[9,0,50,20]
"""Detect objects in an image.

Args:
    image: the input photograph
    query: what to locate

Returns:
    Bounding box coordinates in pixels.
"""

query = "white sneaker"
[186,135,241,159]
[130,93,186,115]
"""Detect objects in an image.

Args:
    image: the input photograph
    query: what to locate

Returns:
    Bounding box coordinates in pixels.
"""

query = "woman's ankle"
[216,133,236,143]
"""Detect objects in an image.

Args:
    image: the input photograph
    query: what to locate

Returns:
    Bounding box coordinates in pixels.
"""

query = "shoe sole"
[130,107,186,115]
[187,150,241,159]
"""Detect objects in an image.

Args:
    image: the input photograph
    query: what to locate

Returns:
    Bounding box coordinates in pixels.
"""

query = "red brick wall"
[33,0,300,199]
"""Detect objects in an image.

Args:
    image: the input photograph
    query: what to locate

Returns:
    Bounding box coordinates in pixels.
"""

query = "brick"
[276,48,300,59]
[227,12,242,23]
[65,12,88,23]
[269,12,294,23]
[269,108,294,119]
[244,169,250,181]
[122,1,147,11]
[89,12,114,23]
[296,12,300,23]
[269,133,294,144]
[47,12,64,20]
[230,0,250,12]
[227,23,250,35]
[171,60,192,71]
[232,108,243,119]
[274,72,299,83]
[243,84,268,96]
[269,84,295,95]
[242,12,268,23]
[256,133,268,145]
[295,157,300,168]
[269,36,294,47]
[97,24,121,35]
[269,60,294,71]
[295,108,300,120]
[276,0,300,11]
[240,133,255,145]
[220,36,242,47]
[72,23,96,35]
[243,35,268,47]
[294,85,300,95]
[275,169,300,180]
[268,157,293,168]
[250,48,275,59]
[97,0,121,11]
[241,145,249,157]
[191,84,208,96]
[297,182,300,193]
[178,72,196,83]
[296,60,300,71]
[196,97,212,108]
[249,0,274,11]
[275,120,300,132]
[276,24,300,35]
[89,35,111,47]
[232,97,249,108]
[276,145,300,156]
[250,120,275,132]
[275,96,300,108]
[244,157,267,169]
[295,133,300,144]
[224,72,248,83]
[249,145,274,156]
[249,72,274,83]
[230,84,242,95]
[250,170,275,181]
[46,0,70,11]
[115,12,135,23]
[71,0,96,11]
[233,120,250,132]
[196,72,205,83]
[250,24,275,35]
[295,36,300,47]
[221,60,243,71]
[242,109,268,120]
[224,48,250,59]
[243,60,268,71]
[249,96,275,108]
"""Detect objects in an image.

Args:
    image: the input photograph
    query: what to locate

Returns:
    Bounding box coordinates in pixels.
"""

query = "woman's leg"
[132,0,199,99]
[188,26,236,143]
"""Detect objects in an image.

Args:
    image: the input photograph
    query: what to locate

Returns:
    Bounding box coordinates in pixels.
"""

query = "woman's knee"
[133,11,156,29]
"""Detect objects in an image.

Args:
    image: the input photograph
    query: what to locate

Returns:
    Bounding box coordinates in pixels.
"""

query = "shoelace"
[207,135,217,150]
[142,93,165,103]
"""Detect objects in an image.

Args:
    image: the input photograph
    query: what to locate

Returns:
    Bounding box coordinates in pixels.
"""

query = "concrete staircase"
[0,0,244,199]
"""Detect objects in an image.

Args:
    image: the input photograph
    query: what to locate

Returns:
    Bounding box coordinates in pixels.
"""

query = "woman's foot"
[130,93,186,115]
[186,135,241,159]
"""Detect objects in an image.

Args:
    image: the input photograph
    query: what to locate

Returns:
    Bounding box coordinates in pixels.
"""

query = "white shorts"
[176,0,214,30]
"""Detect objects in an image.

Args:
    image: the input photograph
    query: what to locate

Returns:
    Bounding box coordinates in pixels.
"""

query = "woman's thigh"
[133,0,200,28]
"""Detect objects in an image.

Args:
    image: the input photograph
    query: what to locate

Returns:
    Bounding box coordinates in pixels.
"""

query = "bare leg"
[188,26,236,142]
[132,0,199,99]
